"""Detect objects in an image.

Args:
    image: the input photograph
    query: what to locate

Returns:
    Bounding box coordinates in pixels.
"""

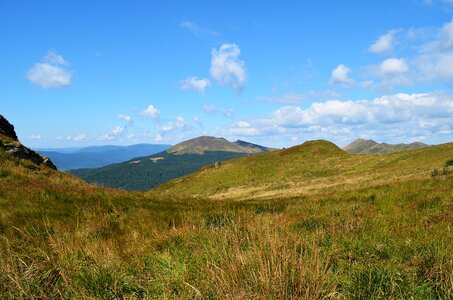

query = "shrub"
[445,159,453,167]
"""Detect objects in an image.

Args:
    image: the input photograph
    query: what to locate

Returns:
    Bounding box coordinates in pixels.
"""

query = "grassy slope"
[1,139,452,299]
[156,140,453,200]
[70,151,248,191]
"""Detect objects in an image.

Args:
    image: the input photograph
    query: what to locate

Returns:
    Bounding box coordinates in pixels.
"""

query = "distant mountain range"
[69,136,274,191]
[37,144,171,170]
[343,139,428,154]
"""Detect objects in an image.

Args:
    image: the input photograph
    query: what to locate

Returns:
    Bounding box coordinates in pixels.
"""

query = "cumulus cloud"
[118,114,133,124]
[141,105,160,118]
[180,77,211,94]
[380,58,409,74]
[369,30,397,54]
[362,18,453,88]
[180,21,219,36]
[329,64,354,86]
[160,117,191,133]
[99,126,124,141]
[27,51,72,88]
[210,43,246,93]
[411,18,453,83]
[229,121,260,136]
[227,92,453,144]
[27,134,42,139]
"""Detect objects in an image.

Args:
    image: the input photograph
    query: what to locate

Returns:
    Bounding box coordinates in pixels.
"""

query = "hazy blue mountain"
[38,144,171,170]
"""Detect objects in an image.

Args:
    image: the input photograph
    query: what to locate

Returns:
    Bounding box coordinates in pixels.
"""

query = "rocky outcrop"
[0,114,57,170]
[0,115,18,141]
[2,143,57,169]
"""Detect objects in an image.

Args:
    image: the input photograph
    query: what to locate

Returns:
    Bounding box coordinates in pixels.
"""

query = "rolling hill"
[343,138,428,154]
[38,143,171,170]
[1,116,452,299]
[70,136,273,191]
[156,139,453,200]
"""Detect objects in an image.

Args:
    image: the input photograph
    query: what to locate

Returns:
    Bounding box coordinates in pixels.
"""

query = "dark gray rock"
[0,114,57,170]
[0,115,18,141]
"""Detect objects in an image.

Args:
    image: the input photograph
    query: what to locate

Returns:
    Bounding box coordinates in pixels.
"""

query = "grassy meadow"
[0,140,452,299]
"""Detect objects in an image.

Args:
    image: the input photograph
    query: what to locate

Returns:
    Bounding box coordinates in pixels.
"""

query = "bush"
[445,159,453,167]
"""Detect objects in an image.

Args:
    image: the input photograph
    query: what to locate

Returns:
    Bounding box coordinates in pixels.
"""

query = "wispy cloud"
[203,104,235,117]
[27,134,42,139]
[180,21,219,36]
[99,126,124,141]
[58,133,86,142]
[259,90,341,105]
[118,114,133,125]
[159,117,191,133]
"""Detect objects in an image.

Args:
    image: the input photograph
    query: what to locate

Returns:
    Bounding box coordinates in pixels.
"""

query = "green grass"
[0,140,452,299]
[156,140,453,200]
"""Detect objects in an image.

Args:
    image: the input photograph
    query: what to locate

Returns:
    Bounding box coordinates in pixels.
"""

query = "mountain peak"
[280,140,346,157]
[343,138,428,154]
[167,136,271,155]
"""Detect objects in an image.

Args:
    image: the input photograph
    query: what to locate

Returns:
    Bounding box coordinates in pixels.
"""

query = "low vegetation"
[0,138,452,299]
[70,151,248,191]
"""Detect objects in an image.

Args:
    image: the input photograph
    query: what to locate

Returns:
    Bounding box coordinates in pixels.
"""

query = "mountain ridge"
[155,139,452,200]
[69,136,273,191]
[343,138,428,154]
[40,143,171,170]
[166,136,273,155]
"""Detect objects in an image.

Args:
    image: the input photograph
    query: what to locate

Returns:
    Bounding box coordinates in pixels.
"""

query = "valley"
[0,116,451,299]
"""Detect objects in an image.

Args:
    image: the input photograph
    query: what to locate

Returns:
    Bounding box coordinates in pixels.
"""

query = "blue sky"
[1,0,453,148]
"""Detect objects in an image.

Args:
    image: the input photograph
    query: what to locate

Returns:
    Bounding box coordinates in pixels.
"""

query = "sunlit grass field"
[0,140,452,299]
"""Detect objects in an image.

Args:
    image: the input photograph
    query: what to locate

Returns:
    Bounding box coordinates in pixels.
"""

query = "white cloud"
[180,21,219,36]
[99,126,124,141]
[63,133,86,142]
[210,43,246,93]
[362,18,453,88]
[202,104,235,117]
[380,58,409,74]
[27,134,42,139]
[369,30,397,54]
[193,116,203,128]
[259,91,341,105]
[229,121,260,136]
[154,134,163,142]
[180,77,211,94]
[112,126,124,135]
[160,117,191,133]
[329,64,354,86]
[141,105,160,118]
[27,51,72,88]
[203,104,215,113]
[118,114,133,124]
[226,92,453,144]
